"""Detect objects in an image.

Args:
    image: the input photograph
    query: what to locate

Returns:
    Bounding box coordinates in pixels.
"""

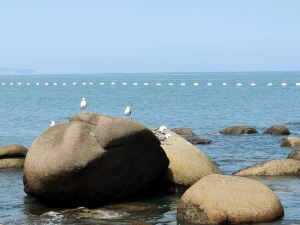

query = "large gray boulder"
[159,130,221,191]
[0,144,28,169]
[234,159,300,176]
[24,112,169,205]
[177,174,284,224]
[220,126,257,135]
[264,125,290,135]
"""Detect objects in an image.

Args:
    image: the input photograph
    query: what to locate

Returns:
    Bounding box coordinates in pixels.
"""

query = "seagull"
[80,97,87,110]
[165,133,172,140]
[124,106,131,117]
[50,121,55,127]
[159,125,168,133]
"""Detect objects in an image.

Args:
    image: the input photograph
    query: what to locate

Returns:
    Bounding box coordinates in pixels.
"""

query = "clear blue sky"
[1,0,300,74]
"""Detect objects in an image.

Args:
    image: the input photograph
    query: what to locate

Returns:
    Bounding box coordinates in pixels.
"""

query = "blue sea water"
[0,71,300,224]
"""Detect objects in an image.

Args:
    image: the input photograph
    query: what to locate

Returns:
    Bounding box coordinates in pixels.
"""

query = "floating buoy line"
[0,82,300,87]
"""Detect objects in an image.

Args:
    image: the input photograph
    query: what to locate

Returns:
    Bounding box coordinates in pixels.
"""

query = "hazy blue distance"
[0,0,300,74]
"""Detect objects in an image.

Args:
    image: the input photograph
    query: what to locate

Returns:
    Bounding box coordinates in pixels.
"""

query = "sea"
[0,71,300,225]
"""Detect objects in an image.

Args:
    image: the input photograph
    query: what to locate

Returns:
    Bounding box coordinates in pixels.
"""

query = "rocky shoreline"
[1,114,299,224]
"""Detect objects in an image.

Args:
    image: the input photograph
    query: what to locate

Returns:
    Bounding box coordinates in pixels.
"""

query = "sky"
[0,0,300,74]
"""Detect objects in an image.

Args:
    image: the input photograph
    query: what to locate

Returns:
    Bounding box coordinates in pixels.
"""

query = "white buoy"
[50,121,56,127]
[180,83,186,86]
[100,82,105,85]
[281,83,287,86]
[207,82,212,86]
[72,82,77,85]
[144,82,149,86]
[267,83,273,86]
[133,82,138,86]
[80,97,87,110]
[193,83,199,86]
[53,82,57,86]
[18,82,22,85]
[82,82,87,85]
[124,106,132,117]
[159,125,168,133]
[36,82,40,86]
[45,82,49,86]
[250,83,256,86]
[122,82,127,86]
[168,83,173,86]
[1,83,5,85]
[9,83,14,85]
[26,83,31,86]
[89,82,93,85]
[111,82,116,85]
[236,83,242,86]
[296,83,300,86]
[222,82,227,86]
[62,83,67,86]
[156,83,162,86]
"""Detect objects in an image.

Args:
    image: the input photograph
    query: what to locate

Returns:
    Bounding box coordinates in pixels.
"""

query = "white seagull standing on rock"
[159,125,168,133]
[124,106,132,117]
[50,121,56,127]
[80,97,87,110]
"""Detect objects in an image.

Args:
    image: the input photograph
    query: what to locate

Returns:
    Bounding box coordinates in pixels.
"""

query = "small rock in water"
[288,148,300,160]
[185,135,212,145]
[220,125,257,135]
[264,125,290,135]
[281,137,300,147]
[233,159,300,176]
[0,144,28,169]
[170,127,211,145]
[171,127,195,136]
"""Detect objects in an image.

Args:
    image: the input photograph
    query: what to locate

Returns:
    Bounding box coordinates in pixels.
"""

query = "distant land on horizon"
[1,67,300,76]
[0,67,35,75]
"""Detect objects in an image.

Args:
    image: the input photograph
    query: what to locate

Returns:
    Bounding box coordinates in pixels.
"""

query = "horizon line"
[1,70,300,76]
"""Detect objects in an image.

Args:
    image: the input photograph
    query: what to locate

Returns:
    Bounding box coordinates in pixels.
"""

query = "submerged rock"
[0,144,27,169]
[234,159,300,176]
[160,130,221,191]
[24,112,169,205]
[220,126,257,135]
[281,137,300,147]
[264,125,290,135]
[171,128,195,136]
[0,158,25,169]
[177,174,284,224]
[288,148,300,160]
[170,127,211,145]
[185,136,212,145]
